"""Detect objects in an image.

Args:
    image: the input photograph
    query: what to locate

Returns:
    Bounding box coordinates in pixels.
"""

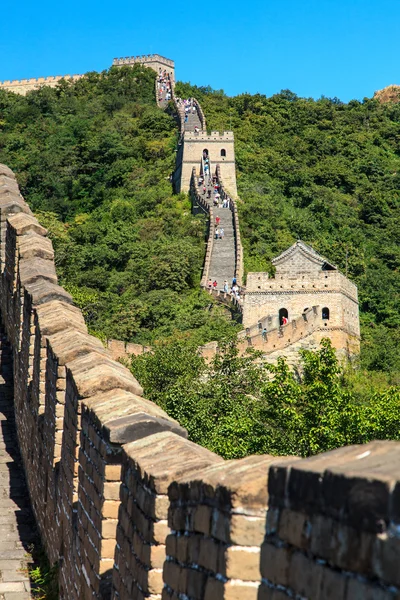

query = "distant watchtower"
[243,241,360,356]
[112,54,175,83]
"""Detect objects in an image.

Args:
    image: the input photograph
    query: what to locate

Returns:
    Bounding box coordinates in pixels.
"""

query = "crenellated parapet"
[0,74,84,96]
[113,53,175,82]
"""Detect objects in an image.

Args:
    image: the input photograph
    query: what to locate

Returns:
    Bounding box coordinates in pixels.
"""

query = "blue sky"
[0,0,399,102]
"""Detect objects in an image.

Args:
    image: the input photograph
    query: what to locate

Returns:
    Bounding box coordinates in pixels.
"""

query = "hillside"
[0,68,399,379]
[176,82,400,377]
[0,66,235,345]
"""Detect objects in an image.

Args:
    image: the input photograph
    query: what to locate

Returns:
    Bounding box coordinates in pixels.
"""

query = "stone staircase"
[207,205,236,286]
[184,108,202,131]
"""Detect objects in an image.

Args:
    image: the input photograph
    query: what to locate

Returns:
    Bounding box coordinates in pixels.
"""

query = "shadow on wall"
[0,327,38,590]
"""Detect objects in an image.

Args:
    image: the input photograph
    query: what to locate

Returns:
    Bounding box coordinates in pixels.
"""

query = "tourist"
[220,228,224,239]
[215,228,220,239]
[215,215,221,227]
[223,280,229,293]
[208,279,212,290]
[281,315,288,326]
[262,327,267,341]
[213,280,218,289]
[232,277,237,286]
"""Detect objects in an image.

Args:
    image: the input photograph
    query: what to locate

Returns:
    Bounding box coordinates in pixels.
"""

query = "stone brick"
[225,546,260,581]
[260,543,290,586]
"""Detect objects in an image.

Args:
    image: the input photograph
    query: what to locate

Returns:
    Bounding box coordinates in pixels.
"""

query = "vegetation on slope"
[132,337,400,459]
[176,83,400,377]
[0,66,235,344]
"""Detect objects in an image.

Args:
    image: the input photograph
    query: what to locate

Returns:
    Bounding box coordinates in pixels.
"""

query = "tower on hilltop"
[112,54,175,83]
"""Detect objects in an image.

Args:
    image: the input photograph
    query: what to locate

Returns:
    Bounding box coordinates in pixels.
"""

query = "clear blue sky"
[1,0,399,102]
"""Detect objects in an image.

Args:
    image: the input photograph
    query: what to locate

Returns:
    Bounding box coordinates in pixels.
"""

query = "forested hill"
[0,67,398,379]
[176,82,400,376]
[0,66,235,345]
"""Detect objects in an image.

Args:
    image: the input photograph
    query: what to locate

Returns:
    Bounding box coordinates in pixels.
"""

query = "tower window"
[279,308,289,325]
[322,307,330,320]
[220,149,226,157]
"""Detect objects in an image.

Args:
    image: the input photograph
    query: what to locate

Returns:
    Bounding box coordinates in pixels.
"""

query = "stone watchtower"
[242,240,360,355]
[112,54,175,83]
[176,131,238,197]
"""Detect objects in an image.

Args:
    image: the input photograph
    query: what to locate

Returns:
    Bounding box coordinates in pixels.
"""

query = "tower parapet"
[112,53,175,82]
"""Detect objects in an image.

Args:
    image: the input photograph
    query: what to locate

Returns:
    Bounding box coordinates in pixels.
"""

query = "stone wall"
[0,74,84,95]
[0,162,398,600]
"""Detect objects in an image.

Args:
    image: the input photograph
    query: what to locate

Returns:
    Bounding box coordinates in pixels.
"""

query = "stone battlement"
[0,74,84,95]
[112,53,175,68]
[246,269,358,301]
[184,130,234,142]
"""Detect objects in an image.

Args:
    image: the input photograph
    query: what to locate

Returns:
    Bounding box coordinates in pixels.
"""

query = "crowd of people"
[175,98,201,130]
[207,277,241,301]
[157,70,172,103]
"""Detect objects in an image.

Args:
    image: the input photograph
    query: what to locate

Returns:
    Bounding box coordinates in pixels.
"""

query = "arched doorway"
[322,307,330,320]
[279,308,289,326]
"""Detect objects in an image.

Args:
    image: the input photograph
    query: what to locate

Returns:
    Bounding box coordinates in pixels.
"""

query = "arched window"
[322,307,330,320]
[279,308,289,326]
[203,148,209,158]
[220,149,226,157]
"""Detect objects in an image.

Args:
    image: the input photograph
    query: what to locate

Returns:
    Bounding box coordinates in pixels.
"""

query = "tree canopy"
[131,337,400,459]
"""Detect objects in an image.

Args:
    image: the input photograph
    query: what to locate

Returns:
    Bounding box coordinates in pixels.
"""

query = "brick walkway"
[0,340,35,600]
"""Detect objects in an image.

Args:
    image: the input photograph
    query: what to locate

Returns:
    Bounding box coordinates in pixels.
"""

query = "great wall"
[0,56,393,600]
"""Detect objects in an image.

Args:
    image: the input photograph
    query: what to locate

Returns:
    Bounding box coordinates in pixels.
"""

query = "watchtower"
[243,240,360,355]
[176,130,238,197]
[112,54,175,83]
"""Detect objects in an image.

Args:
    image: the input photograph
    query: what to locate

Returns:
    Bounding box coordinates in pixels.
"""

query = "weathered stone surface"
[25,278,74,305]
[35,299,87,335]
[19,256,57,285]
[0,164,16,179]
[83,389,187,443]
[123,432,222,493]
[7,212,47,236]
[104,412,187,444]
[68,352,144,397]
[18,232,54,260]
[47,328,107,365]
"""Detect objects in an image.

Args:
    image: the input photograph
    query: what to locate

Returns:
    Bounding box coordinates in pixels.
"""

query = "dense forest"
[0,66,234,345]
[0,65,399,457]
